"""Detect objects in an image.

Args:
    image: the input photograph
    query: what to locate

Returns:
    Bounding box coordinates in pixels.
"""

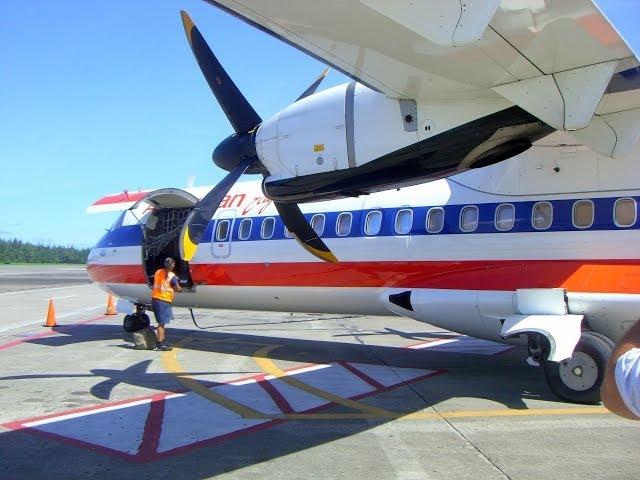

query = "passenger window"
[572,200,594,229]
[495,204,515,231]
[238,218,252,240]
[261,217,275,239]
[532,202,553,230]
[459,206,479,232]
[614,198,637,227]
[284,226,294,238]
[215,219,230,241]
[364,210,382,235]
[395,209,413,234]
[426,207,444,233]
[310,214,325,236]
[336,212,352,236]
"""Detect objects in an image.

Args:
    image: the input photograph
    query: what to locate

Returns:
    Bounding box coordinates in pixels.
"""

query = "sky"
[0,0,638,248]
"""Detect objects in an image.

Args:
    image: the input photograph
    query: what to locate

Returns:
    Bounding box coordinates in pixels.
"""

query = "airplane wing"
[205,0,640,158]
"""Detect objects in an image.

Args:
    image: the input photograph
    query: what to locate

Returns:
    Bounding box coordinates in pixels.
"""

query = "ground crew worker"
[151,257,182,351]
[601,318,640,420]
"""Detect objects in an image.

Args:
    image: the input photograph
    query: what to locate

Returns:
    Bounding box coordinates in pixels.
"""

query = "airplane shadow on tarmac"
[0,321,563,478]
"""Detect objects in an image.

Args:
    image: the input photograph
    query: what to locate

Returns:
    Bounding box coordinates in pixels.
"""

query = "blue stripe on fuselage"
[95,195,640,248]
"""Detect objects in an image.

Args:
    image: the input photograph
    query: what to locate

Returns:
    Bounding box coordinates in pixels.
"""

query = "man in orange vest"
[151,257,182,351]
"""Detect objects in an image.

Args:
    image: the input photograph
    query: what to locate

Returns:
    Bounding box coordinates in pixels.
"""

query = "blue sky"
[0,1,638,247]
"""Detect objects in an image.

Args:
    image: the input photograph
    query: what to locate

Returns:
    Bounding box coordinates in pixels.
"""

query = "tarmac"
[0,265,638,479]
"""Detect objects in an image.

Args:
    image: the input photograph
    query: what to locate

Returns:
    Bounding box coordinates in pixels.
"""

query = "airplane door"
[211,208,236,259]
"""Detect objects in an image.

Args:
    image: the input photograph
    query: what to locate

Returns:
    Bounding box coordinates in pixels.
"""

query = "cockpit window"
[109,211,127,231]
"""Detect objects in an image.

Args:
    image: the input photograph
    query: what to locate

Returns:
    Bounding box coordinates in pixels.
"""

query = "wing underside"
[205,0,640,158]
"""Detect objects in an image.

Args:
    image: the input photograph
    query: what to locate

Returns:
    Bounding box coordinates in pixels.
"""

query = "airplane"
[87,1,640,405]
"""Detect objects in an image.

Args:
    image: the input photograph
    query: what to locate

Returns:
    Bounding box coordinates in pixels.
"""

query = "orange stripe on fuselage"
[87,260,640,294]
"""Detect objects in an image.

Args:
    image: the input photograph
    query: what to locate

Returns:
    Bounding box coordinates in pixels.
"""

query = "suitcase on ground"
[132,327,157,350]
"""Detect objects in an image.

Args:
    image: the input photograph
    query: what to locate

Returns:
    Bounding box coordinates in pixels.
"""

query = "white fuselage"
[87,135,640,345]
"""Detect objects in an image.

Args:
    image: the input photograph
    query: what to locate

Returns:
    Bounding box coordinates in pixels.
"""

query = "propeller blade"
[180,157,254,261]
[295,67,329,102]
[180,10,262,133]
[274,201,338,263]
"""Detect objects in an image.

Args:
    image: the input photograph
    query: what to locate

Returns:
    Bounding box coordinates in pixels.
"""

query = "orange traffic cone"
[105,295,117,316]
[45,299,57,327]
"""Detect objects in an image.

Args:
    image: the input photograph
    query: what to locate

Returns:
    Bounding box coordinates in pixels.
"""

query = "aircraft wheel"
[123,314,136,332]
[139,313,151,329]
[123,313,150,333]
[543,331,614,404]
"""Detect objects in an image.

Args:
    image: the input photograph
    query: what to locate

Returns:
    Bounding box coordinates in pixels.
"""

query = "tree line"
[0,238,90,264]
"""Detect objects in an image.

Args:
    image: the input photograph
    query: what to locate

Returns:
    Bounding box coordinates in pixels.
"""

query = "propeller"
[178,11,337,264]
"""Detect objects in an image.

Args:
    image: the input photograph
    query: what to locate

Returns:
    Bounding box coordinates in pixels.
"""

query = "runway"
[0,265,638,480]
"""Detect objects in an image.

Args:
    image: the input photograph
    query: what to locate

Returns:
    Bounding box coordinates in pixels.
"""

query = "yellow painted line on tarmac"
[265,407,609,421]
[162,338,611,422]
[253,345,396,417]
[161,339,270,419]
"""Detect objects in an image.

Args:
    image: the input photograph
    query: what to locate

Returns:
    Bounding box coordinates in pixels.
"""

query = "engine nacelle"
[256,82,552,203]
[256,83,421,199]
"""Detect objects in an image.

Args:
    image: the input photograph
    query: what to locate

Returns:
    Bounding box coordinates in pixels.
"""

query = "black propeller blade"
[179,11,338,263]
[295,67,329,102]
[181,10,261,133]
[179,157,254,261]
[273,201,338,263]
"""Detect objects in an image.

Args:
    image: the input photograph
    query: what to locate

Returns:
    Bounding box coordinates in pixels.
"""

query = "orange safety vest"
[152,269,176,303]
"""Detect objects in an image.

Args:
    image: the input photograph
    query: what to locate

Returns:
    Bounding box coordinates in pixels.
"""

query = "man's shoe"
[154,342,173,351]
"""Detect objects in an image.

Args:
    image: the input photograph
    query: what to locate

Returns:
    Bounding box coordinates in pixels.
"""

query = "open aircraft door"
[127,188,199,289]
[210,208,237,259]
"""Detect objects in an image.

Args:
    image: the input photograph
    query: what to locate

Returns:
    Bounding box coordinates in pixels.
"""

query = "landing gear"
[543,331,614,404]
[122,305,151,333]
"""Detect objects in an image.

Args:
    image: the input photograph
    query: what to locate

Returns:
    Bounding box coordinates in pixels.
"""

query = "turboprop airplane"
[87,1,640,404]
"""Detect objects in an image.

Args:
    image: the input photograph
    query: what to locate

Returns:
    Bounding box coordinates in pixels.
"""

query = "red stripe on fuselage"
[87,260,640,294]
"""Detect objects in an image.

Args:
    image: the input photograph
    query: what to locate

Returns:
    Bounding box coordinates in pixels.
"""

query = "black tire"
[543,331,614,404]
[139,313,151,329]
[123,314,136,332]
[123,313,149,333]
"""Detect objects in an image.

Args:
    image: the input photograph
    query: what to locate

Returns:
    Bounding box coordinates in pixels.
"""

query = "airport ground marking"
[161,339,270,419]
[163,339,612,422]
[0,283,94,296]
[252,345,398,417]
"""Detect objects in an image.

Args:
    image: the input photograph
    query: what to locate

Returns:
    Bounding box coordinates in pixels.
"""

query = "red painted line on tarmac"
[338,361,386,390]
[0,315,109,351]
[137,394,167,461]
[256,375,295,414]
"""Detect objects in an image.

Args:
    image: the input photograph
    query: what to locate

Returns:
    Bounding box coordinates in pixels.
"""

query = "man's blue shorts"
[152,298,174,325]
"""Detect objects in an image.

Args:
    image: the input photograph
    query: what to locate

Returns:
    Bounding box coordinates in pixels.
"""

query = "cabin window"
[572,200,594,229]
[310,214,325,236]
[532,202,553,230]
[261,217,275,239]
[284,226,294,238]
[238,218,252,240]
[459,205,479,232]
[614,198,637,227]
[215,219,230,242]
[426,207,444,233]
[336,212,353,236]
[495,204,515,231]
[395,209,413,234]
[365,210,382,235]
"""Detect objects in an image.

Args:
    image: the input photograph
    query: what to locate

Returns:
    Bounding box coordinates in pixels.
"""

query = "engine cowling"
[256,82,552,203]
[256,83,422,200]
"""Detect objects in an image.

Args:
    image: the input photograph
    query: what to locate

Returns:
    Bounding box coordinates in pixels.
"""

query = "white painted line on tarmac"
[24,399,154,427]
[0,305,103,333]
[0,284,94,297]
[47,295,78,300]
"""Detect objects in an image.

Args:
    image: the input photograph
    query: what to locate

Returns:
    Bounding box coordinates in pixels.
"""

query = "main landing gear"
[540,331,614,404]
[122,304,151,333]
